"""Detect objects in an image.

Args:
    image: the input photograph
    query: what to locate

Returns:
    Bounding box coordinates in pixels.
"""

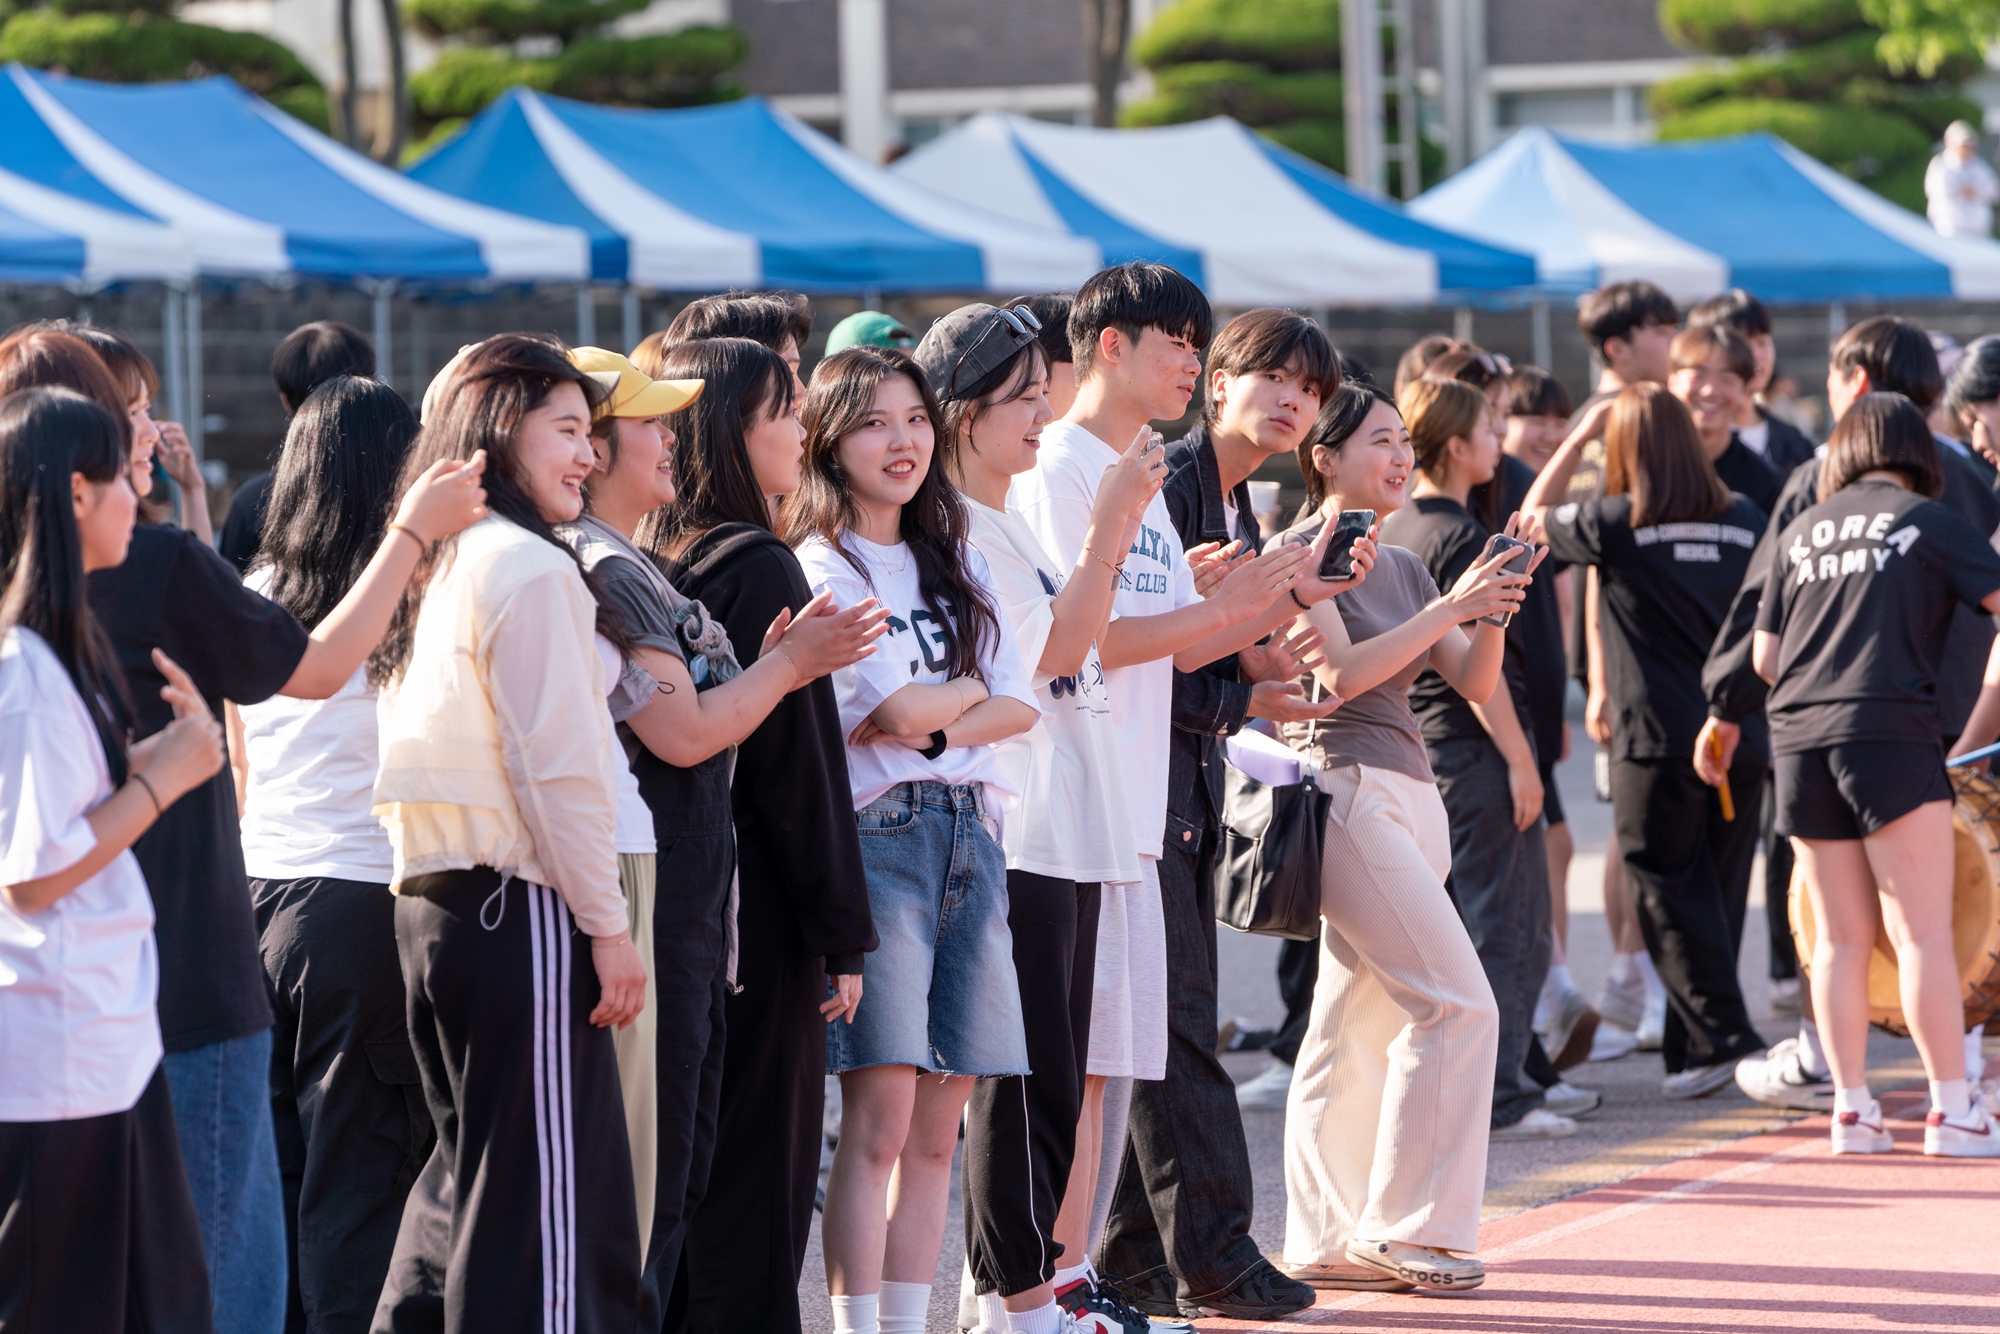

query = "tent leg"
[1827,301,1846,349]
[577,285,596,348]
[185,286,204,465]
[162,285,186,428]
[1531,296,1550,370]
[1453,305,1474,343]
[373,283,396,394]
[622,285,641,354]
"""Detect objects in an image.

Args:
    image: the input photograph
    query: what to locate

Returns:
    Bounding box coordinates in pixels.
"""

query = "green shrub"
[1259,119,1345,172]
[1131,0,1340,73]
[266,82,332,133]
[409,26,745,125]
[1657,96,1932,206]
[0,10,322,99]
[1652,27,1976,115]
[405,0,650,44]
[1658,0,1868,54]
[1122,62,1342,128]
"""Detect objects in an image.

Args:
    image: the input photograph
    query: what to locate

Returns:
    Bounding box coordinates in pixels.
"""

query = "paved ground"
[796,743,1981,1332]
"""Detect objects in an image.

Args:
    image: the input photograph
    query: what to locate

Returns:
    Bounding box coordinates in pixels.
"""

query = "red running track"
[1217,1086,2000,1333]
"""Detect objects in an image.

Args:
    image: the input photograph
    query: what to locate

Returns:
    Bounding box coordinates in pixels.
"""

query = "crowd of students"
[5,263,2000,1334]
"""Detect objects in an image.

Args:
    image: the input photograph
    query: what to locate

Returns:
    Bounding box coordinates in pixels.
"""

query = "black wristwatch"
[919,729,949,760]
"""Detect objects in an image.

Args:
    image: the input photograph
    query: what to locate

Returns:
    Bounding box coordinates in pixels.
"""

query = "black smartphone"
[1317,509,1375,580]
[1479,532,1534,627]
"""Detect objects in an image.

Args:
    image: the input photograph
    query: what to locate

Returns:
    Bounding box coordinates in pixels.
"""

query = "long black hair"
[370,333,623,682]
[252,376,418,632]
[0,387,133,780]
[637,336,796,561]
[784,346,998,680]
[1298,382,1390,512]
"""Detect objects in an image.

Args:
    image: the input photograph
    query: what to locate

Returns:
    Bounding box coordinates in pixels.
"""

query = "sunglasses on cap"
[946,304,1043,399]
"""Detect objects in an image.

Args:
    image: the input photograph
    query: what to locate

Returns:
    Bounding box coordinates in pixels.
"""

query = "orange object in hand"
[1710,731,1734,822]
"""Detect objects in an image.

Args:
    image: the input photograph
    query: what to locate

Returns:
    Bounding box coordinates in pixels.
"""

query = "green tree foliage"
[0,7,329,130]
[1654,0,1976,210]
[1120,0,1438,193]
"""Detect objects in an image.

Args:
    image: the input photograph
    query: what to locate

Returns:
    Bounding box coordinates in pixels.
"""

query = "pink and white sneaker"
[1924,1102,2000,1158]
[1831,1103,1894,1154]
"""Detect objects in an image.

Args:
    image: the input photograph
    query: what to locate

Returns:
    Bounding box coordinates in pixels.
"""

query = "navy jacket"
[1161,425,1263,856]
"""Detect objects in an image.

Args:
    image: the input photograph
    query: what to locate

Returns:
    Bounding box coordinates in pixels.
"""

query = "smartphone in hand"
[1317,510,1375,581]
[1479,532,1534,627]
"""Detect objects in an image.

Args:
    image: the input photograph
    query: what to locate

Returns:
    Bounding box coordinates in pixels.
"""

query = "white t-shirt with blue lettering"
[796,531,1036,812]
[1011,420,1199,860]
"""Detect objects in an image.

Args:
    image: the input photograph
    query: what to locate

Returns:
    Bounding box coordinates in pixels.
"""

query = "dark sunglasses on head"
[948,304,1044,398]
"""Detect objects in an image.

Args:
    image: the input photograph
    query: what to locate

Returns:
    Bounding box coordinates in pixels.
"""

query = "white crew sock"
[1833,1084,1873,1116]
[1796,1019,1830,1079]
[1931,1078,1973,1121]
[831,1293,879,1334]
[1536,963,1574,1029]
[878,1281,930,1334]
[1608,951,1641,988]
[1005,1301,1063,1334]
[1052,1261,1088,1292]
[976,1293,1009,1333]
[1969,1024,1988,1081]
[1633,949,1665,1000]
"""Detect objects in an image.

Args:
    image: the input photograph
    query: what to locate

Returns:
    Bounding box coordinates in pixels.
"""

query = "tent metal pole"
[1531,296,1551,370]
[577,284,597,348]
[622,285,641,353]
[1453,305,1474,343]
[162,285,186,428]
[185,285,204,464]
[1827,301,1846,349]
[372,282,396,392]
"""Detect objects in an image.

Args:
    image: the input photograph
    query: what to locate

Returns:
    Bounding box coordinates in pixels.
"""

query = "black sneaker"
[1091,1267,1177,1321]
[1178,1258,1316,1320]
[1064,1269,1193,1332]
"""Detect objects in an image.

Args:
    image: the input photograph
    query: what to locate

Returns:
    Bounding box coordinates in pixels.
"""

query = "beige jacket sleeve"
[480,566,627,937]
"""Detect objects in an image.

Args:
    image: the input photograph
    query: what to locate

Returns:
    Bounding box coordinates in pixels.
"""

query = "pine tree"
[1653,0,1981,210]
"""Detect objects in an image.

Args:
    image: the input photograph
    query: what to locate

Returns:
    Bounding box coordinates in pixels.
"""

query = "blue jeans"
[164,1028,288,1334]
[828,781,1027,1076]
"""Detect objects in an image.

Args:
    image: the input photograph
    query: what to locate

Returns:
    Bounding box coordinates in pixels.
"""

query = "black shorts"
[1539,754,1566,828]
[1773,741,1952,841]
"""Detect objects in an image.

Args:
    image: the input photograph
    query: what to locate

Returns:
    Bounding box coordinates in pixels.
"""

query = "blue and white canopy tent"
[409,90,1102,295]
[0,62,590,450]
[0,161,195,286]
[1409,126,2000,304]
[892,111,1538,306]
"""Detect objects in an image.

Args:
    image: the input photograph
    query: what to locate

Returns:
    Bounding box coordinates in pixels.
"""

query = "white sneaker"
[1734,1038,1834,1111]
[1925,1102,2000,1157]
[1635,991,1667,1051]
[1492,1107,1578,1140]
[1543,1080,1602,1118]
[1980,1079,2000,1116]
[1597,968,1645,1032]
[1235,1060,1293,1111]
[1588,1024,1640,1061]
[1832,1102,1895,1155]
[1661,1061,1737,1100]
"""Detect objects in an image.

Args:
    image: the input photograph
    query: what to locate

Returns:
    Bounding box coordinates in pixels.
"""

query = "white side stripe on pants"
[528,883,578,1334]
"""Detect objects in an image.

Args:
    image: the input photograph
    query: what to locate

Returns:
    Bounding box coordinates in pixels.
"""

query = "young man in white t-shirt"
[1011,264,1353,1324]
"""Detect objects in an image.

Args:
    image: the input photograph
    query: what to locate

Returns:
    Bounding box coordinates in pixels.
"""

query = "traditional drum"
[1789,767,2000,1037]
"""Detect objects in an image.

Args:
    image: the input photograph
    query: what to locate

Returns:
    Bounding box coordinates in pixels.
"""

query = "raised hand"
[127,649,225,805]
[1096,426,1169,532]
[763,593,889,687]
[1245,680,1341,724]
[1187,540,1248,599]
[393,450,489,545]
[1239,619,1327,684]
[1212,540,1310,621]
[1440,543,1531,624]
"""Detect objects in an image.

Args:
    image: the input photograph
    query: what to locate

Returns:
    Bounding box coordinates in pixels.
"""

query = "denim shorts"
[828,781,1029,1076]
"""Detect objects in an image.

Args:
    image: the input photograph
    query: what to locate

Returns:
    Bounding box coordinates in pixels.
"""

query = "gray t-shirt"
[1281,543,1439,782]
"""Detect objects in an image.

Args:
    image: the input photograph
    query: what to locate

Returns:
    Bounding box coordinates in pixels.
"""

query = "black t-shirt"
[216,469,274,575]
[1714,438,1782,516]
[1756,480,2000,753]
[1501,455,1568,764]
[1543,493,1767,762]
[88,524,309,1052]
[1379,495,1526,748]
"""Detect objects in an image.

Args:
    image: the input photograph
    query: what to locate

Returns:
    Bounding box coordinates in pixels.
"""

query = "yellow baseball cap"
[569,346,703,418]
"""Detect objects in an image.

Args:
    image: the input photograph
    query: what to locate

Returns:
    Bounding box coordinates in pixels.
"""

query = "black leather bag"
[1213,758,1330,941]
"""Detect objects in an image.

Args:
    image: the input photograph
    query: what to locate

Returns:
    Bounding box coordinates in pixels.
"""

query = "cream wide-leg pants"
[1283,761,1499,1263]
